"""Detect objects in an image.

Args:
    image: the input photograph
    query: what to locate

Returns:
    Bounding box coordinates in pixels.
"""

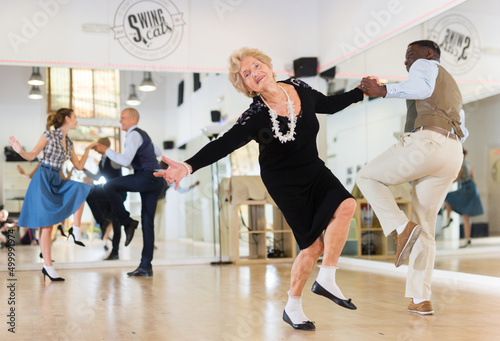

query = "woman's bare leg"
[463,214,471,243]
[285,198,357,324]
[70,202,86,242]
[444,202,452,224]
[39,226,53,267]
[322,198,356,266]
[314,198,356,301]
[289,237,324,296]
[73,202,85,227]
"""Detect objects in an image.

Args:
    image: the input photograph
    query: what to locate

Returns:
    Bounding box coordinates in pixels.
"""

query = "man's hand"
[93,143,109,154]
[360,77,387,98]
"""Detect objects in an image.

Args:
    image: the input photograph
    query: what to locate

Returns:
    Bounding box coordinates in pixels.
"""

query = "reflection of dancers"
[94,108,164,276]
[9,108,96,281]
[155,47,364,330]
[0,209,16,247]
[154,162,199,250]
[84,137,125,260]
[444,149,483,248]
[17,163,71,242]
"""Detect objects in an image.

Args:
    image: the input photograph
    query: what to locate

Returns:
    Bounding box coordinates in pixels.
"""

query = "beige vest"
[405,64,464,138]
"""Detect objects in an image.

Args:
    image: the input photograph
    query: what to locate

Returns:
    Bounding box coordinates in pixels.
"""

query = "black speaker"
[193,73,201,92]
[163,141,174,150]
[320,66,336,79]
[177,80,184,106]
[211,110,221,122]
[293,57,318,77]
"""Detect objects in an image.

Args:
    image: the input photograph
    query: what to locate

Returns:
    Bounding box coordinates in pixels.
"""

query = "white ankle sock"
[72,225,82,241]
[284,291,310,324]
[315,265,346,300]
[413,298,428,304]
[43,265,59,278]
[396,221,409,235]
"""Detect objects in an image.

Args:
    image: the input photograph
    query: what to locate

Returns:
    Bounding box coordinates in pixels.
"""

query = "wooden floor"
[1,261,500,340]
[1,232,500,340]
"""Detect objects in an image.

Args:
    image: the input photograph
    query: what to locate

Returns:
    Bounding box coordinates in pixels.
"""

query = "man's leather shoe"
[311,281,357,310]
[282,310,315,331]
[395,221,422,267]
[124,219,139,246]
[127,267,153,277]
[408,300,434,315]
[104,253,119,261]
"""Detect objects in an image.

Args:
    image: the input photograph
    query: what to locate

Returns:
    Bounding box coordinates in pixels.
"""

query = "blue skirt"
[18,164,92,229]
[445,180,484,217]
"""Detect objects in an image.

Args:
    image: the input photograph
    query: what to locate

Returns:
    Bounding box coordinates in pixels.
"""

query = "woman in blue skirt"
[9,108,97,281]
[443,149,484,248]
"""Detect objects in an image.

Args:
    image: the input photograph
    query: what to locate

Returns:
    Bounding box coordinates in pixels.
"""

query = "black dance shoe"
[311,281,357,310]
[42,268,65,282]
[442,218,453,229]
[67,227,85,247]
[57,224,67,237]
[127,267,153,277]
[104,253,119,261]
[282,310,315,331]
[124,219,139,246]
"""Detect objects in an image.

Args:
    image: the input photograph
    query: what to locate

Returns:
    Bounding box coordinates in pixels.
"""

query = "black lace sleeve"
[185,101,265,173]
[286,77,363,114]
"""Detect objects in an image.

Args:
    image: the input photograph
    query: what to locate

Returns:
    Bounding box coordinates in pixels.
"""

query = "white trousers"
[356,129,463,299]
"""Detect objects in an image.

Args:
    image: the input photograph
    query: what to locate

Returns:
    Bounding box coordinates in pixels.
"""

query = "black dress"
[186,78,364,249]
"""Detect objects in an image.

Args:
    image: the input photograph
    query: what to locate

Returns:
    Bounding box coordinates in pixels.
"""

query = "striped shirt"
[41,129,73,169]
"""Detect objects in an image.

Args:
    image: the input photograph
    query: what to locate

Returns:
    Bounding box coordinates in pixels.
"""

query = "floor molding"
[338,256,500,293]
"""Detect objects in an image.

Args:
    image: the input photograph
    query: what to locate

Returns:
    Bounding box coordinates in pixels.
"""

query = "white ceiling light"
[28,67,44,86]
[138,71,156,92]
[126,84,141,106]
[28,85,43,99]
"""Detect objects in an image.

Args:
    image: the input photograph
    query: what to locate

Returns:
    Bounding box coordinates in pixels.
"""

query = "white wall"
[0,0,319,71]
[330,0,500,104]
[0,65,46,203]
[317,0,467,69]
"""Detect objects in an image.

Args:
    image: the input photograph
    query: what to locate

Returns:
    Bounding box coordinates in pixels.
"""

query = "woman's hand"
[153,156,189,190]
[85,142,98,152]
[9,136,23,154]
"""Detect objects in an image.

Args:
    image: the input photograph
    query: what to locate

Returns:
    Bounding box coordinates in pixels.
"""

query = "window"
[48,68,120,118]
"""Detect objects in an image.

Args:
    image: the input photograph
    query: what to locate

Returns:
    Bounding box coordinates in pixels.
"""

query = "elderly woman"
[155,47,364,330]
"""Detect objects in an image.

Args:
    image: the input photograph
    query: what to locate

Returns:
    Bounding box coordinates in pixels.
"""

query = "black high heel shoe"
[67,227,85,247]
[311,281,357,310]
[42,268,65,282]
[57,224,67,237]
[442,218,453,229]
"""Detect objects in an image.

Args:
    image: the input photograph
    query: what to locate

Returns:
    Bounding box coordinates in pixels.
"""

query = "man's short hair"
[408,40,441,59]
[97,137,111,148]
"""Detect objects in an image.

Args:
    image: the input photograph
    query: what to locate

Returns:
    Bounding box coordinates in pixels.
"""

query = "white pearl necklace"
[260,84,297,143]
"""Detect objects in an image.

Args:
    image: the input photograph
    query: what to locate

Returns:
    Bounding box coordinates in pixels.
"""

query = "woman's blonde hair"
[228,47,274,98]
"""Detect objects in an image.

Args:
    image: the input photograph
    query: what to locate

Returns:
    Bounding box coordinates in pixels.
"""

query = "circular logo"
[427,15,481,75]
[113,0,185,60]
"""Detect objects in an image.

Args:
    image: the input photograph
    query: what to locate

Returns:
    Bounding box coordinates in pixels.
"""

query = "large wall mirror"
[2,0,499,278]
